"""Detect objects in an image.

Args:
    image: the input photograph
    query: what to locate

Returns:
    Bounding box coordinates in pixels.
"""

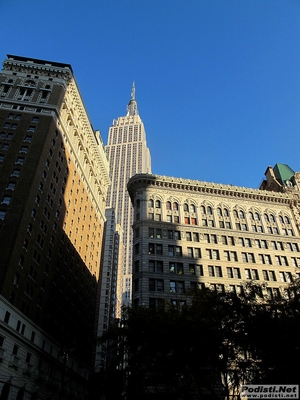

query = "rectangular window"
[203,234,210,243]
[156,244,163,255]
[187,247,193,258]
[168,245,175,256]
[156,229,162,239]
[189,264,196,275]
[234,267,241,279]
[194,248,201,258]
[175,246,182,257]
[2,196,11,205]
[222,235,228,245]
[198,264,204,276]
[157,280,164,292]
[208,265,215,277]
[148,228,154,238]
[174,231,181,240]
[148,244,155,254]
[211,234,217,244]
[245,238,251,247]
[149,279,155,291]
[263,270,269,281]
[193,232,199,242]
[186,232,192,241]
[157,261,163,273]
[149,260,155,272]
[168,230,174,239]
[170,281,176,293]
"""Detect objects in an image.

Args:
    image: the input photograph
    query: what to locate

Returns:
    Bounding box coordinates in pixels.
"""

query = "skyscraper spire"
[131,81,135,100]
[127,82,138,116]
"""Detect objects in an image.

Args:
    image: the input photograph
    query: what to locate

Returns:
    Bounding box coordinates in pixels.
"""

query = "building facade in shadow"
[0,55,110,400]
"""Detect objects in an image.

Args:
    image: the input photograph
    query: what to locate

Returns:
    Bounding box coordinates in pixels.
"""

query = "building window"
[193,232,199,242]
[169,262,183,274]
[170,281,184,294]
[187,247,193,258]
[189,264,196,275]
[227,267,241,279]
[16,157,24,165]
[149,228,154,238]
[2,196,11,205]
[208,265,215,277]
[149,260,163,273]
[175,246,182,257]
[186,232,192,241]
[174,231,181,240]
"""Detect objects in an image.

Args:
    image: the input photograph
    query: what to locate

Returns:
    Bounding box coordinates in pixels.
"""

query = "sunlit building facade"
[128,168,300,308]
[106,85,151,306]
[0,55,110,399]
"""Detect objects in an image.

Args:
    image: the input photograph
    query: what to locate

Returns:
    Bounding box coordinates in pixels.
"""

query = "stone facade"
[105,84,151,307]
[0,55,110,399]
[128,174,300,308]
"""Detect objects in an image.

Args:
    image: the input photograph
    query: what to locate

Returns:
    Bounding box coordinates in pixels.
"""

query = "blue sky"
[1,0,299,188]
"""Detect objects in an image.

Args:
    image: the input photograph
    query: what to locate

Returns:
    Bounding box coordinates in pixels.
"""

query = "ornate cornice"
[127,174,296,205]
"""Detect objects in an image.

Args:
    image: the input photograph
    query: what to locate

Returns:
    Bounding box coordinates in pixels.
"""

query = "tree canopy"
[97,280,300,400]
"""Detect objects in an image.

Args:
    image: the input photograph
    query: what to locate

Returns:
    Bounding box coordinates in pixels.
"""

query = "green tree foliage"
[98,280,300,400]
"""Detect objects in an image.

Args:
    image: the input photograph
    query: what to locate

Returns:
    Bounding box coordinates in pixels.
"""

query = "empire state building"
[106,84,151,305]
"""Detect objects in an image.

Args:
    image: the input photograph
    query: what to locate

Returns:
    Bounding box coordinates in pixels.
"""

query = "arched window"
[217,208,222,217]
[166,201,171,210]
[155,200,161,209]
[249,212,254,220]
[239,210,245,219]
[264,213,269,222]
[184,203,189,212]
[173,202,178,211]
[0,383,10,400]
[270,214,276,223]
[224,208,229,217]
[200,205,206,214]
[207,206,212,215]
[16,388,24,400]
[190,204,196,213]
[285,216,290,224]
[148,199,154,208]
[233,210,238,218]
[279,216,284,224]
[24,80,35,87]
[254,212,260,221]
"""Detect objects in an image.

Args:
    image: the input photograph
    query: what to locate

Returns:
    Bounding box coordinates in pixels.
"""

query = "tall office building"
[128,166,300,308]
[94,208,124,371]
[106,84,151,306]
[0,55,110,399]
